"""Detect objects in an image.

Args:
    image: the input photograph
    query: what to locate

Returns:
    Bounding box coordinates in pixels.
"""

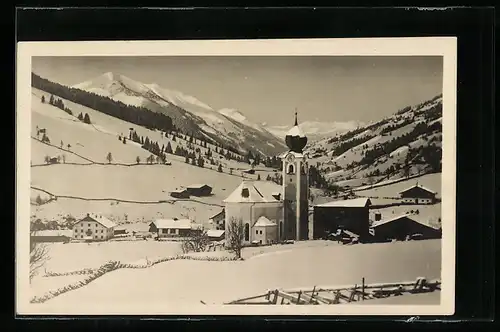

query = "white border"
[16,37,457,316]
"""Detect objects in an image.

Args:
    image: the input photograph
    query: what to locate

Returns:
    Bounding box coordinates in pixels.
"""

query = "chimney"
[375,213,382,221]
[87,213,90,217]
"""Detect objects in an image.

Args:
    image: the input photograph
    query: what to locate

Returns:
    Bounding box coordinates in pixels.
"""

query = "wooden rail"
[225,277,440,305]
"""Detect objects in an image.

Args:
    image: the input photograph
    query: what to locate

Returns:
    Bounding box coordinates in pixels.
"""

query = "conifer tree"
[41,95,45,103]
[83,113,91,124]
[166,142,173,154]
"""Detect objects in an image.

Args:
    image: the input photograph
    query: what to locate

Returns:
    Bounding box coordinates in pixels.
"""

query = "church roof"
[223,180,282,203]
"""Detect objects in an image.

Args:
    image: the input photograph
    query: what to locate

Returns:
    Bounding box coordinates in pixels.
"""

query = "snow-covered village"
[26,55,445,310]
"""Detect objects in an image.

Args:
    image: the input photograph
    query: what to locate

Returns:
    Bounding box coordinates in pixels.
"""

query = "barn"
[370,215,442,242]
[399,184,438,204]
[313,197,372,241]
[30,230,73,243]
[185,184,212,197]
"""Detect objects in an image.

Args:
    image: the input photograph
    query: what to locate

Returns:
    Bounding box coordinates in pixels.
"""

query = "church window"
[244,223,249,241]
[255,230,258,235]
[290,178,293,182]
[287,164,295,174]
[241,188,249,198]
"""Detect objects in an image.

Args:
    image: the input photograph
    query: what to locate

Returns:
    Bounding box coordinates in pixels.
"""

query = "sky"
[32,56,443,126]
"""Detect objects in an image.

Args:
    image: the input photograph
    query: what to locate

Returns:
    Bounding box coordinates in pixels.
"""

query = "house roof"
[254,216,277,227]
[277,151,307,159]
[209,209,225,220]
[186,184,211,189]
[371,214,440,230]
[223,180,283,203]
[80,213,117,229]
[31,230,73,237]
[206,229,225,238]
[152,219,202,230]
[399,184,438,195]
[315,197,371,208]
[171,189,188,193]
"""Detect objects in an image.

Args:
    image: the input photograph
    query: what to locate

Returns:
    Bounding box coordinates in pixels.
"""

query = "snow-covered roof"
[278,151,307,159]
[315,197,371,208]
[31,230,73,237]
[254,216,277,227]
[206,230,225,238]
[398,184,438,195]
[81,213,117,229]
[223,180,283,203]
[152,219,202,230]
[209,209,225,219]
[286,125,306,138]
[371,214,440,230]
[186,184,211,189]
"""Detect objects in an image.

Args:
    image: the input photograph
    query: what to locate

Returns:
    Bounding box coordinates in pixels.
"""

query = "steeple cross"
[294,109,298,126]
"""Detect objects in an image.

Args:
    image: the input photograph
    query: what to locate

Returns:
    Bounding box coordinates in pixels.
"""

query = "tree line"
[32,72,176,133]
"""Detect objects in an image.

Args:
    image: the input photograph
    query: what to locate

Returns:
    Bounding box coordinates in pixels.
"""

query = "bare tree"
[30,232,50,282]
[136,156,141,164]
[181,230,210,254]
[44,155,50,164]
[226,217,244,259]
[62,154,66,164]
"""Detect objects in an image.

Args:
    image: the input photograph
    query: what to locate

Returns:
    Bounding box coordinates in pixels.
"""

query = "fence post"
[362,277,365,301]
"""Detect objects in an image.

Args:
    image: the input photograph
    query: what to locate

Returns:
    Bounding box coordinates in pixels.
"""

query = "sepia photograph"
[16,38,457,316]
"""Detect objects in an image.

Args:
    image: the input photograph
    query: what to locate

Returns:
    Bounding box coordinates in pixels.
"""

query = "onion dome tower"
[281,111,309,242]
[285,112,308,153]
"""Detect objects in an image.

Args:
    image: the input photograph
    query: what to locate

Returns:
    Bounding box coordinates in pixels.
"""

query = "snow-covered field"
[31,163,242,203]
[31,239,441,307]
[40,240,182,272]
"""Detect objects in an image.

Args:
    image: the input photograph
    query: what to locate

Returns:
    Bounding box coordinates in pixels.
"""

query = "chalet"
[399,184,438,204]
[313,197,372,241]
[185,184,212,197]
[149,219,203,238]
[31,230,73,243]
[209,209,225,230]
[73,213,117,241]
[206,229,225,241]
[370,215,442,242]
[170,189,190,199]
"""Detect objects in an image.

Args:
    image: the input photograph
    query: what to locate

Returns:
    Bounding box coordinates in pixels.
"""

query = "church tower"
[281,112,309,241]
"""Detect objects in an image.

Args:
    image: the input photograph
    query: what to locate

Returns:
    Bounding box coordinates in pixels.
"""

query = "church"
[223,113,310,246]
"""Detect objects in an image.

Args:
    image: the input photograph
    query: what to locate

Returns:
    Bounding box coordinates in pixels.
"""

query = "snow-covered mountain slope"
[72,72,287,156]
[264,120,364,143]
[305,94,443,188]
